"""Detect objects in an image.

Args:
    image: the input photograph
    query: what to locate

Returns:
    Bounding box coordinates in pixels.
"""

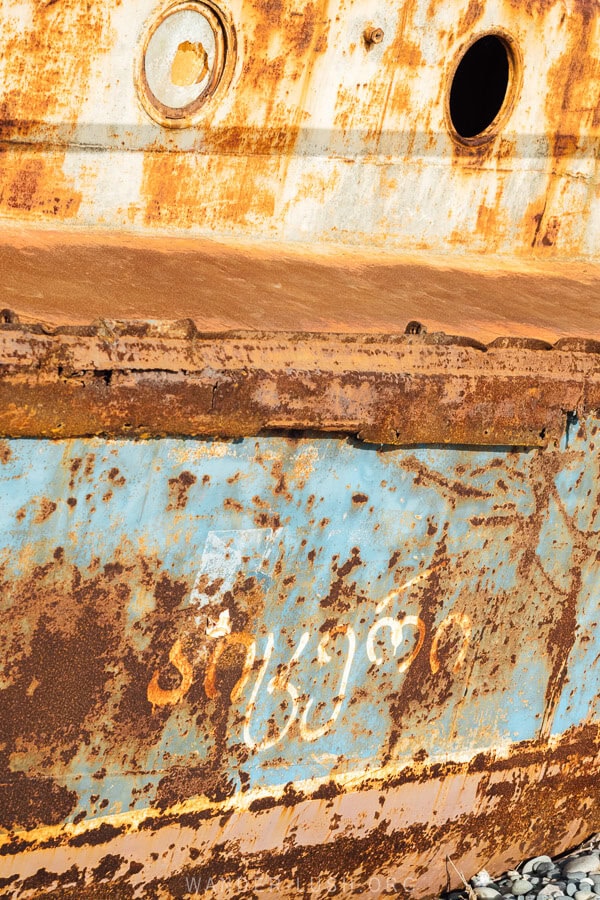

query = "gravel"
[442,836,600,900]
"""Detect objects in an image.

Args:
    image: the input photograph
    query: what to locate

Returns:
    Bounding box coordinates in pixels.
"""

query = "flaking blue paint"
[1,425,598,825]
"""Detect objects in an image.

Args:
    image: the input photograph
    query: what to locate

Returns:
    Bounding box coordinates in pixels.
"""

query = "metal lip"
[445,28,523,149]
[135,0,237,129]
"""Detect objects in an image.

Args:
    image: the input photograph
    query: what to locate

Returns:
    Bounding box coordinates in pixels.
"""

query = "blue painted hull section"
[1,422,598,840]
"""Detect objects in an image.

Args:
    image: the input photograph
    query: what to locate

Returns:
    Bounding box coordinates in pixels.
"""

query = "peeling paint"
[0,0,599,254]
[0,415,599,895]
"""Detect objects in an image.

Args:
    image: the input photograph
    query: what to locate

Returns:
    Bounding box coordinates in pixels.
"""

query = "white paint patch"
[190,527,283,613]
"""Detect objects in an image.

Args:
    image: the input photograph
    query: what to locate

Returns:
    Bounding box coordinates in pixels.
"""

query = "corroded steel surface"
[2,229,600,342]
[2,0,600,894]
[2,319,600,446]
[0,0,599,257]
[1,422,599,896]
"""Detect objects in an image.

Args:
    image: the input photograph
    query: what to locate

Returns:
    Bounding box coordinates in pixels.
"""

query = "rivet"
[364,26,384,46]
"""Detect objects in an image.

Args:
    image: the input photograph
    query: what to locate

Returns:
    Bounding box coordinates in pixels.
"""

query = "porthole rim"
[135,0,237,129]
[445,28,522,148]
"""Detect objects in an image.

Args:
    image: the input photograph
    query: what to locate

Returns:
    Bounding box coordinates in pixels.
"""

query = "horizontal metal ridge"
[3,313,600,352]
[1,316,599,445]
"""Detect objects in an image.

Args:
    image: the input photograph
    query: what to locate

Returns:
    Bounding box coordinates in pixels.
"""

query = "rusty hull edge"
[0,322,599,444]
[1,724,598,898]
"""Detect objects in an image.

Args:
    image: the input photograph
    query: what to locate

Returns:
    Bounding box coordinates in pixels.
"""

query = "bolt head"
[364,26,384,45]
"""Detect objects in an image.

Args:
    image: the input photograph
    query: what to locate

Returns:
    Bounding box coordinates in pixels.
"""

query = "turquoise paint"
[1,424,598,826]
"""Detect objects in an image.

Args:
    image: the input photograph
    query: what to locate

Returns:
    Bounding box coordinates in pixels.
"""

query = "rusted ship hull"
[0,0,599,259]
[0,323,599,897]
[2,0,600,893]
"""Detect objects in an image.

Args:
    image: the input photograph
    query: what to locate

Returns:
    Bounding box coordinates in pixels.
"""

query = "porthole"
[136,0,235,128]
[447,32,519,144]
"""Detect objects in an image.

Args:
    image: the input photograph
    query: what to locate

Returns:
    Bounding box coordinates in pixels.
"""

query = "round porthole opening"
[137,0,234,127]
[449,33,515,142]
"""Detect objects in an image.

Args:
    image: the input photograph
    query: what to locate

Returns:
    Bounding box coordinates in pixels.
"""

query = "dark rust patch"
[248,795,279,812]
[34,498,57,523]
[69,823,122,848]
[320,548,363,611]
[107,467,126,486]
[0,773,77,831]
[154,573,187,611]
[254,511,281,528]
[0,598,112,829]
[155,738,236,807]
[0,548,203,833]
[92,853,126,881]
[167,471,197,510]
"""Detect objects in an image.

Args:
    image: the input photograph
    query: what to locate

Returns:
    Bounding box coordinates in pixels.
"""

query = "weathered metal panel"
[2,229,600,342]
[0,419,599,896]
[1,0,600,256]
[2,320,600,445]
[1,0,600,894]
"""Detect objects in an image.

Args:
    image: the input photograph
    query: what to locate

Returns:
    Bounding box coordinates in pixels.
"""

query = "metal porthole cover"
[136,0,237,127]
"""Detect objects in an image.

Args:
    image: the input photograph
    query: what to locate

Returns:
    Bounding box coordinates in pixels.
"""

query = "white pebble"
[538,886,565,897]
[524,857,553,876]
[564,857,600,876]
[573,892,595,900]
[476,889,501,899]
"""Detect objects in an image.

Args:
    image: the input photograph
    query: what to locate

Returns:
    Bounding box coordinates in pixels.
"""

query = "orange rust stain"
[473,177,510,251]
[496,137,516,161]
[286,0,318,55]
[34,497,57,524]
[285,165,341,212]
[333,80,394,137]
[389,29,423,71]
[374,0,424,128]
[331,1,424,147]
[0,152,82,220]
[476,202,496,236]
[147,638,194,708]
[503,0,573,18]
[139,0,331,228]
[455,0,486,37]
[0,0,114,124]
[386,81,411,124]
[141,154,280,229]
[227,0,325,148]
[379,0,423,68]
[0,0,113,223]
[520,2,600,252]
[204,632,255,702]
[447,169,510,251]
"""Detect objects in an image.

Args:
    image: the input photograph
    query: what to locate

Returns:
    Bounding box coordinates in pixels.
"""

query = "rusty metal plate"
[0,418,599,896]
[2,321,600,447]
[1,0,600,257]
[2,230,600,344]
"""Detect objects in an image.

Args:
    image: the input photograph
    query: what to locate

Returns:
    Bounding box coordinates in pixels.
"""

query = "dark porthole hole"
[449,34,511,140]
